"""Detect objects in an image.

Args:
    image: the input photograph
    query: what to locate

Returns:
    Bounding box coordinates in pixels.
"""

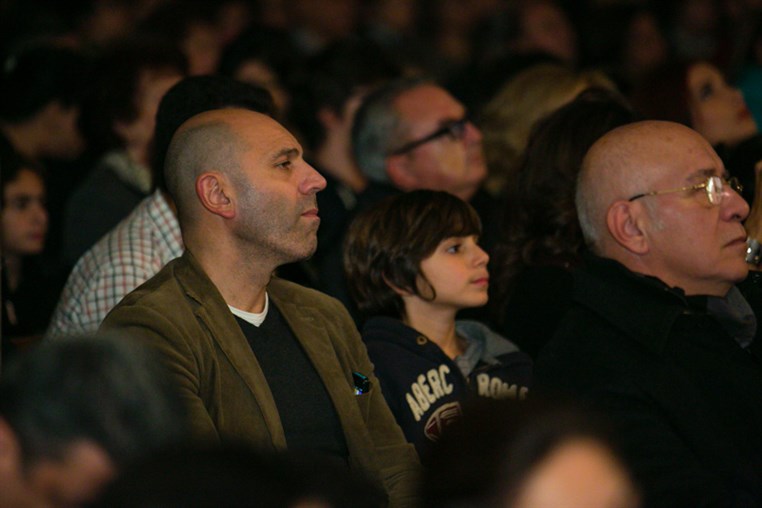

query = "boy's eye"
[445,243,461,254]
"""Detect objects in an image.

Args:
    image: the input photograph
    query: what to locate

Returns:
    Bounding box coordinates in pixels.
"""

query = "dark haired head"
[344,190,481,319]
[1,143,45,199]
[0,43,89,123]
[289,37,400,151]
[218,25,300,119]
[490,87,636,324]
[0,335,187,468]
[152,75,274,194]
[219,25,297,78]
[77,38,187,157]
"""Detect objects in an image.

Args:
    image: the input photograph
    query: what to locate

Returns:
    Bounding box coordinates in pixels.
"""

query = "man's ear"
[196,172,235,219]
[386,155,417,191]
[606,200,650,255]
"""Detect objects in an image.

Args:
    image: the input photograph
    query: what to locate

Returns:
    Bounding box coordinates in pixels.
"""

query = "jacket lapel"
[177,252,287,447]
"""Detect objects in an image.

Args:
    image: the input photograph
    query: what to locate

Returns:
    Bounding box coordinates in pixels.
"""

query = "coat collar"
[174,250,286,446]
[574,255,695,355]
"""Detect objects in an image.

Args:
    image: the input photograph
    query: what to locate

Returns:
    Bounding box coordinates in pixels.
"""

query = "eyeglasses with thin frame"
[627,175,743,206]
[389,116,469,155]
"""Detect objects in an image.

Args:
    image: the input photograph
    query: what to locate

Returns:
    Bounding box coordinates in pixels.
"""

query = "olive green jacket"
[101,251,420,507]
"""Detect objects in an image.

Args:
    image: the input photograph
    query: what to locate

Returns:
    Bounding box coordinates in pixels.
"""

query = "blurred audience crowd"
[2,0,762,507]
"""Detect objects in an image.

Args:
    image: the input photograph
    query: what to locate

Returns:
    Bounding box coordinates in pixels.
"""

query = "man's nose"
[300,162,327,194]
[723,184,750,222]
[465,121,482,144]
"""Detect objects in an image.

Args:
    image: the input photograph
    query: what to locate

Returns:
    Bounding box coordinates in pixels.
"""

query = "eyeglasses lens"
[707,176,720,205]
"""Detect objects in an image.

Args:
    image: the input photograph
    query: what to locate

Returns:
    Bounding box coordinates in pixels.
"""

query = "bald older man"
[535,121,762,507]
[101,108,420,507]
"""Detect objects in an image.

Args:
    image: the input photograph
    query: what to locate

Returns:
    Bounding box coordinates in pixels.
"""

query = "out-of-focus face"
[46,104,86,160]
[520,1,577,64]
[624,12,667,75]
[418,235,490,311]
[227,111,327,264]
[390,84,486,201]
[510,438,639,508]
[630,127,750,296]
[294,0,359,40]
[183,22,222,76]
[0,432,115,508]
[25,441,116,508]
[687,62,758,147]
[115,69,183,164]
[1,169,48,257]
[234,60,290,118]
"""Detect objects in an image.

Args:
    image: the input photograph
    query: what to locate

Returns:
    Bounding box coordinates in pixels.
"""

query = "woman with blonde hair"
[480,63,616,197]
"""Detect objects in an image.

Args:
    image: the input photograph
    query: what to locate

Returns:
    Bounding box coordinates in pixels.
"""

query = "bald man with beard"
[535,121,762,507]
[101,108,420,507]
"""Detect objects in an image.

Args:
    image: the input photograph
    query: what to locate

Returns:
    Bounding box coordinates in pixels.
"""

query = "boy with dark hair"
[343,190,532,460]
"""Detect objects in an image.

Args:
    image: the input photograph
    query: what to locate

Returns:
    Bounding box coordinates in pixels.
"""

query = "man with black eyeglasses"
[535,120,762,507]
[352,76,485,203]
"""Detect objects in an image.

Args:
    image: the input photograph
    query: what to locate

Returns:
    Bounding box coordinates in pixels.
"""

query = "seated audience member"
[535,121,762,506]
[479,63,616,198]
[352,75,486,204]
[489,88,636,359]
[46,76,273,339]
[0,42,89,268]
[351,76,499,254]
[95,443,385,508]
[422,399,640,508]
[0,335,187,508]
[344,190,532,461]
[100,108,420,506]
[1,149,61,365]
[63,39,186,266]
[631,60,762,205]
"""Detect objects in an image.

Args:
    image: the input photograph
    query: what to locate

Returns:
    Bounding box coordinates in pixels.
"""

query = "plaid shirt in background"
[46,191,183,339]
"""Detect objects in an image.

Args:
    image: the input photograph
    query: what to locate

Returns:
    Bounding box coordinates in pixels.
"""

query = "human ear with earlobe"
[606,200,650,255]
[386,154,417,191]
[196,172,236,219]
[383,274,415,297]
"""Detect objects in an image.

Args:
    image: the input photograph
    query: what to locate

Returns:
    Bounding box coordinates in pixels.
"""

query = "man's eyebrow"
[437,112,467,127]
[268,147,300,163]
[686,167,720,181]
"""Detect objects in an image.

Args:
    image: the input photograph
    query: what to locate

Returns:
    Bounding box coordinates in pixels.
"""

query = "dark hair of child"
[344,190,482,320]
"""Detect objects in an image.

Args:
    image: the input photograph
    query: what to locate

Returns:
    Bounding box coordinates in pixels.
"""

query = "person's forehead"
[667,133,724,179]
[235,113,302,159]
[395,85,464,124]
[622,125,721,181]
[6,169,44,192]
